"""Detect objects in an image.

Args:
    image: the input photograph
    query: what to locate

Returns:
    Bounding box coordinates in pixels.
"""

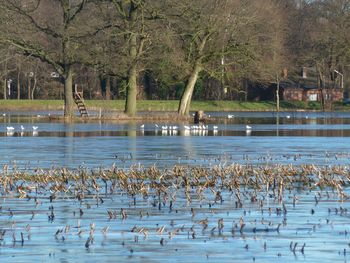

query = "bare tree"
[163,0,282,116]
[0,0,101,116]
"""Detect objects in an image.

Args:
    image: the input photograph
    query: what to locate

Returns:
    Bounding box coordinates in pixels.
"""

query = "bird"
[2,113,6,117]
[140,124,145,129]
[21,125,25,130]
[6,131,14,136]
[155,124,159,128]
[228,114,234,119]
[6,126,14,131]
[286,115,291,119]
[246,125,252,130]
[184,125,191,130]
[32,126,38,131]
[213,125,218,130]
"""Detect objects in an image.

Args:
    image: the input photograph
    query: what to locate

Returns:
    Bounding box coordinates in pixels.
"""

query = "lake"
[1,111,350,262]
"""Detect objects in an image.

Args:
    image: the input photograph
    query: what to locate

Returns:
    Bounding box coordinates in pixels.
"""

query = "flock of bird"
[2,112,306,137]
[139,123,252,133]
[5,125,39,136]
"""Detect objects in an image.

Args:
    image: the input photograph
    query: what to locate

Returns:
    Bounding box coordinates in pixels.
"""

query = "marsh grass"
[1,163,348,200]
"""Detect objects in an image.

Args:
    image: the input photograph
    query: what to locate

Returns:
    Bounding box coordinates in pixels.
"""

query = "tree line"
[0,0,349,117]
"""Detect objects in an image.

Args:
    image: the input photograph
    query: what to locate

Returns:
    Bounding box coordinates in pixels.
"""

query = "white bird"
[6,126,14,131]
[246,125,252,130]
[161,125,168,130]
[213,125,218,130]
[140,124,145,129]
[2,113,6,117]
[184,125,191,130]
[32,126,38,131]
[21,125,25,130]
[286,115,291,119]
[228,114,234,119]
[155,124,159,128]
[6,131,14,136]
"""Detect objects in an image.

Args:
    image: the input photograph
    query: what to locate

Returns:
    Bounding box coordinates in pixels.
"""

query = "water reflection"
[1,111,350,169]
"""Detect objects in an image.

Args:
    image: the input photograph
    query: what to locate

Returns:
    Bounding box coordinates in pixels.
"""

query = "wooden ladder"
[73,85,88,117]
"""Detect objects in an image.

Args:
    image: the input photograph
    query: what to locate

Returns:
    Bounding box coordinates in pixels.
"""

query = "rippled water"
[1,111,350,262]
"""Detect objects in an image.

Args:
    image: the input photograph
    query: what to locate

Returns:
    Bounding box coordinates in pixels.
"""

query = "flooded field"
[1,111,350,262]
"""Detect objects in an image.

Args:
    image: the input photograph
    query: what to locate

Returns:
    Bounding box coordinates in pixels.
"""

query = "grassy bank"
[0,99,348,112]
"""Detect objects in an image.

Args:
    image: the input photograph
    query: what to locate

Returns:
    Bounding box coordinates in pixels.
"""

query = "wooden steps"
[73,85,88,117]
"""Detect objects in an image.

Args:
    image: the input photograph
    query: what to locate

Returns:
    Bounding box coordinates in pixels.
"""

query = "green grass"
[0,99,347,112]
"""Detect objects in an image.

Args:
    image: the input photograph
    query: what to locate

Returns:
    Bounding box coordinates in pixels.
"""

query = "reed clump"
[0,163,348,201]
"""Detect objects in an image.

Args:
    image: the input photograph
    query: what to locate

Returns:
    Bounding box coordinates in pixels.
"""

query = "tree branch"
[5,1,62,39]
[4,38,64,74]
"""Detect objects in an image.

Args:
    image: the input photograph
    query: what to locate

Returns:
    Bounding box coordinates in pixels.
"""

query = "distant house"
[281,66,343,102]
[247,67,344,103]
[282,83,343,102]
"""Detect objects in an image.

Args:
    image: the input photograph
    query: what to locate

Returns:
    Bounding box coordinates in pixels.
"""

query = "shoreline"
[0,99,348,113]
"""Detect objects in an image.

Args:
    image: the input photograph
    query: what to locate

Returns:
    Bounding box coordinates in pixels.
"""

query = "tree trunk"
[124,29,138,116]
[3,60,7,100]
[3,79,6,100]
[31,75,37,100]
[105,75,111,100]
[316,65,326,112]
[125,63,137,116]
[178,63,201,116]
[64,65,75,117]
[276,76,280,112]
[28,76,31,100]
[244,78,248,101]
[17,70,20,100]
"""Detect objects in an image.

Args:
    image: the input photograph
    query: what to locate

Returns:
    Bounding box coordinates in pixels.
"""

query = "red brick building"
[283,85,343,102]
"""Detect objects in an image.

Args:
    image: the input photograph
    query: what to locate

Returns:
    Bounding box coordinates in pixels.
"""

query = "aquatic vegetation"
[1,163,350,261]
[1,163,348,200]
